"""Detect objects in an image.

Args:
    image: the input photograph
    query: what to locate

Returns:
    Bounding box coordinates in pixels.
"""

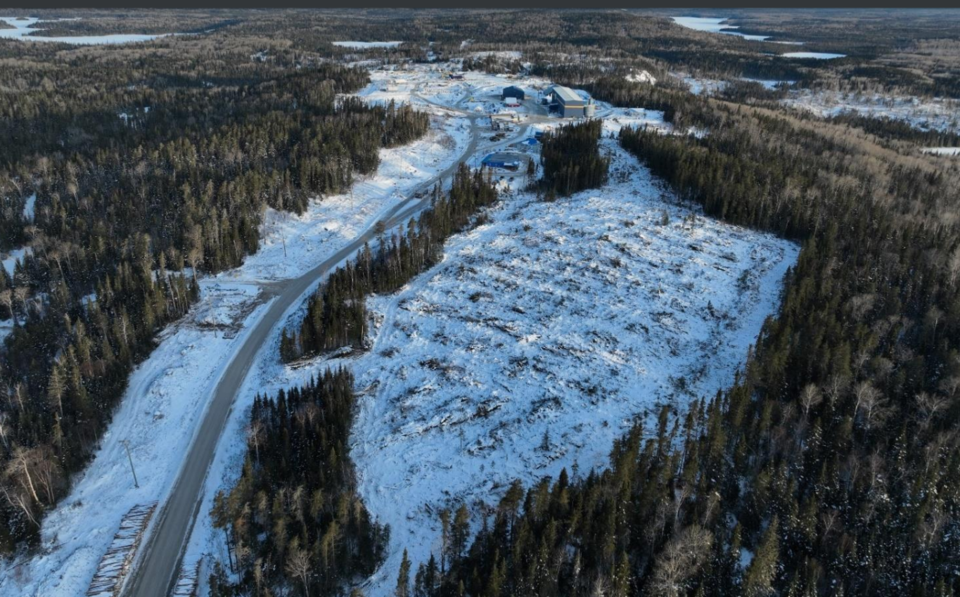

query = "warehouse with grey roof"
[546,85,594,118]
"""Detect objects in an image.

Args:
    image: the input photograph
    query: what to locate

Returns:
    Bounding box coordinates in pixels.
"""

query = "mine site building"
[502,85,526,101]
[547,85,590,118]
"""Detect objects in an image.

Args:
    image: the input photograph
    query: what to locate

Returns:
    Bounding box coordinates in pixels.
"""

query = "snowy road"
[123,116,492,597]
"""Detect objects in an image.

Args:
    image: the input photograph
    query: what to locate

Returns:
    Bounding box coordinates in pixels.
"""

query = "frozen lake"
[0,16,167,45]
[782,51,846,60]
[332,41,403,49]
[671,16,770,41]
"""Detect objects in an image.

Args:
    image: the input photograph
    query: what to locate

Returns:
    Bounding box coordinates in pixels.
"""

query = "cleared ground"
[270,139,798,596]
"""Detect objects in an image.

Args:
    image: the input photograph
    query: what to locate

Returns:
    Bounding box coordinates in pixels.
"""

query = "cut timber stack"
[86,503,157,597]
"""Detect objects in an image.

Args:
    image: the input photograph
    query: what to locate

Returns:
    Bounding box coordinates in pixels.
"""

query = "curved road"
[123,110,534,597]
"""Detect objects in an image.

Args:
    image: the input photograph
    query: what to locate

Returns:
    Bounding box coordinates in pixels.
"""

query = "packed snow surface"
[263,140,798,595]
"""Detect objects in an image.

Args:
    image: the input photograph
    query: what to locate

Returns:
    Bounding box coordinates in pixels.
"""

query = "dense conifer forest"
[414,78,960,596]
[285,165,499,361]
[0,24,428,551]
[208,368,387,597]
[538,120,609,198]
[3,9,960,597]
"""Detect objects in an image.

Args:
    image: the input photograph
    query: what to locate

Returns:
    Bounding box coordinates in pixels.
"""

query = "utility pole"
[121,440,139,488]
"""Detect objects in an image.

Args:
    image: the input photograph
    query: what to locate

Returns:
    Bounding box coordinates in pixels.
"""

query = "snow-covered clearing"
[742,77,796,90]
[923,147,960,156]
[674,72,728,96]
[626,70,657,85]
[255,139,798,595]
[0,76,471,597]
[674,75,958,137]
[468,50,522,60]
[2,59,797,596]
[784,89,960,133]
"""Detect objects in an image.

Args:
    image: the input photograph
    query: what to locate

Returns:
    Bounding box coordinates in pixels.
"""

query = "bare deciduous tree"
[0,290,14,325]
[647,525,714,597]
[246,419,264,465]
[799,384,822,419]
[285,547,312,597]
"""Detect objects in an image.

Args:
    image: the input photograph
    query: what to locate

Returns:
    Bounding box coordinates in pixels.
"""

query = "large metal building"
[547,85,587,118]
[502,85,525,101]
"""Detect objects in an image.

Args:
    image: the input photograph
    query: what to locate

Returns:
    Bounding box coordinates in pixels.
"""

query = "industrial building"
[545,85,595,118]
[482,153,521,170]
[502,85,525,101]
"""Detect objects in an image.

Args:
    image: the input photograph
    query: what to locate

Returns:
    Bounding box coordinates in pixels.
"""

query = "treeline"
[425,88,960,594]
[283,165,498,361]
[539,119,609,197]
[208,368,388,597]
[461,54,525,75]
[1,245,199,550]
[0,35,429,552]
[570,76,712,128]
[827,111,960,148]
[717,79,790,104]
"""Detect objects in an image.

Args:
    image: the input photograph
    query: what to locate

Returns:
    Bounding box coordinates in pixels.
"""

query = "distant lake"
[0,16,167,45]
[671,16,771,42]
[781,51,846,60]
[332,41,403,49]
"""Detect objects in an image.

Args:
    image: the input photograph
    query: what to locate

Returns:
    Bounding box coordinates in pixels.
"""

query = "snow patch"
[784,90,960,134]
[626,70,657,85]
[2,246,30,279]
[923,147,960,156]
